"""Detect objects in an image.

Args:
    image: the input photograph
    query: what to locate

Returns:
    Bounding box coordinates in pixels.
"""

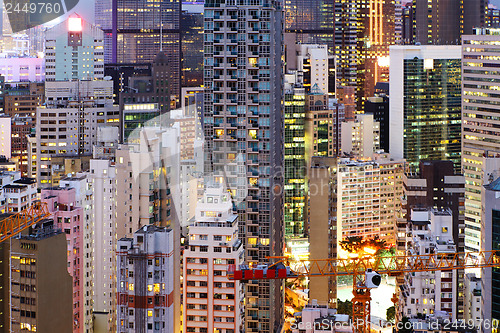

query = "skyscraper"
[284,82,306,238]
[95,0,181,104]
[462,29,500,253]
[181,3,204,87]
[414,0,486,45]
[203,0,284,331]
[334,0,395,108]
[389,45,462,173]
[284,0,335,51]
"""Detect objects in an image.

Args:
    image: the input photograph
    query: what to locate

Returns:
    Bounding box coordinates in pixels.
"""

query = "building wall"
[183,187,243,333]
[308,157,337,308]
[41,186,84,333]
[9,229,73,332]
[464,273,482,331]
[116,226,176,333]
[203,1,285,331]
[481,178,500,333]
[45,16,105,81]
[0,116,11,158]
[0,57,44,82]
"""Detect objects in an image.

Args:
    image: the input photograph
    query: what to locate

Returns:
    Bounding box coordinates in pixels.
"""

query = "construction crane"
[0,202,50,243]
[228,250,500,333]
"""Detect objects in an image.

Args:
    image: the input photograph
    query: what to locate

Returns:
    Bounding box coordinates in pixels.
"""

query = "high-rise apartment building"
[115,127,179,237]
[462,29,500,253]
[85,159,118,331]
[41,185,84,333]
[203,1,284,331]
[35,80,119,187]
[115,127,181,330]
[402,160,466,318]
[45,16,105,81]
[390,45,462,173]
[399,208,458,319]
[183,187,243,333]
[95,0,181,104]
[308,157,337,308]
[117,226,178,333]
[0,226,73,332]
[11,116,33,176]
[337,156,404,247]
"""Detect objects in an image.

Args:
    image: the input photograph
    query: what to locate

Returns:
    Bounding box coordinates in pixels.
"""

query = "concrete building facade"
[45,16,105,81]
[462,29,500,253]
[203,1,285,331]
[399,209,458,320]
[183,187,243,333]
[117,226,177,333]
[337,156,404,247]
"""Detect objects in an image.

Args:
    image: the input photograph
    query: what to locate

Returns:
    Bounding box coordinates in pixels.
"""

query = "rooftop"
[135,225,172,235]
[14,178,36,185]
[18,225,62,242]
[485,176,500,192]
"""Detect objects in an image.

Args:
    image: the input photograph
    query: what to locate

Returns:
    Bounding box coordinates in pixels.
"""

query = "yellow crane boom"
[229,250,500,333]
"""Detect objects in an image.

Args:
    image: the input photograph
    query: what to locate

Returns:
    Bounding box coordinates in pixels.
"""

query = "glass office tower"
[95,0,181,103]
[390,45,462,173]
[285,0,335,51]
